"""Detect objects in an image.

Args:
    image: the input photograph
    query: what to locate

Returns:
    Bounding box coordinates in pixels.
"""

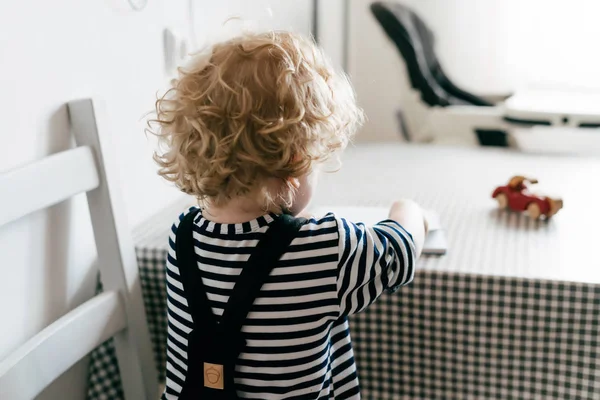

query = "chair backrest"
[0,99,158,400]
[370,2,492,107]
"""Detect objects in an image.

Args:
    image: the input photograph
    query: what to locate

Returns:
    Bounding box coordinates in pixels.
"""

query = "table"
[504,89,600,156]
[504,89,600,127]
[86,144,600,400]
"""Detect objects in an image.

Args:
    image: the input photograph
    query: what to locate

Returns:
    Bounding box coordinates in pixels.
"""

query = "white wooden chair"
[0,99,159,399]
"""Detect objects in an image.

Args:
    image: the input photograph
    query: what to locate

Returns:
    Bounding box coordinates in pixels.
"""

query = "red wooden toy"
[492,176,563,219]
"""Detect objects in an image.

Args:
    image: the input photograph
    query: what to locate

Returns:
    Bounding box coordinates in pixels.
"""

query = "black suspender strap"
[219,213,306,335]
[175,208,217,331]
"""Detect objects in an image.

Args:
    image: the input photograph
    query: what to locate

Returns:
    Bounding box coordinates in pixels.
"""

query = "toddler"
[151,30,426,399]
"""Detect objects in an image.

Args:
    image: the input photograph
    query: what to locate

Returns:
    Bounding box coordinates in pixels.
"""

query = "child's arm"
[335,200,426,317]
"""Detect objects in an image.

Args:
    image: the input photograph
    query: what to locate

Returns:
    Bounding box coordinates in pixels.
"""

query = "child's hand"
[388,200,427,257]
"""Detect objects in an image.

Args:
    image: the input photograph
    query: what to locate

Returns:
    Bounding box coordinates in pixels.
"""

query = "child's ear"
[287,177,301,189]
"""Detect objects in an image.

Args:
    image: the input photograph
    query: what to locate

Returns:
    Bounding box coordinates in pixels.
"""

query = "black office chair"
[370,1,494,107]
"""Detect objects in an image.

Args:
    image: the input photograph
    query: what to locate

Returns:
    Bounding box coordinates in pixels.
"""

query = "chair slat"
[0,146,99,227]
[69,98,158,399]
[0,291,127,400]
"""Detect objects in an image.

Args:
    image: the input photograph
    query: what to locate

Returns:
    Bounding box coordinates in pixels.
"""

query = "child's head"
[151,31,364,214]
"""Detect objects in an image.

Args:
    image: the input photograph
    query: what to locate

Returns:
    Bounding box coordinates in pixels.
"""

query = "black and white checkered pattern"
[86,334,123,400]
[349,271,600,400]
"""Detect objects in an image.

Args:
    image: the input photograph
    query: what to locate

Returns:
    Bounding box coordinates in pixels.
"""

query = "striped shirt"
[162,208,416,399]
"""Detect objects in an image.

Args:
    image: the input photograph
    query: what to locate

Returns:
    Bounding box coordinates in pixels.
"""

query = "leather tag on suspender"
[203,362,224,390]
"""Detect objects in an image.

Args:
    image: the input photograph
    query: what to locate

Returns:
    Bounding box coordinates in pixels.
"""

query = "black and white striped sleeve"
[335,217,416,317]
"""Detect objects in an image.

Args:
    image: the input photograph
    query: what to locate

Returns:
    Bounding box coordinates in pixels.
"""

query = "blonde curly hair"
[149,30,364,208]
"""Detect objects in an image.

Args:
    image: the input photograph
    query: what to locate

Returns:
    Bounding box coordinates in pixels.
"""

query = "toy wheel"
[495,193,508,209]
[527,202,541,219]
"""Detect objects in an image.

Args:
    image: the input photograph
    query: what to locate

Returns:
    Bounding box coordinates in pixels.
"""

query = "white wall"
[0,2,190,398]
[192,0,313,49]
[317,0,347,71]
[349,0,600,141]
[0,1,311,399]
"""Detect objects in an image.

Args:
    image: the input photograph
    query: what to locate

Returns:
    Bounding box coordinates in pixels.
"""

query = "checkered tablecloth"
[352,271,600,400]
[86,144,600,399]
